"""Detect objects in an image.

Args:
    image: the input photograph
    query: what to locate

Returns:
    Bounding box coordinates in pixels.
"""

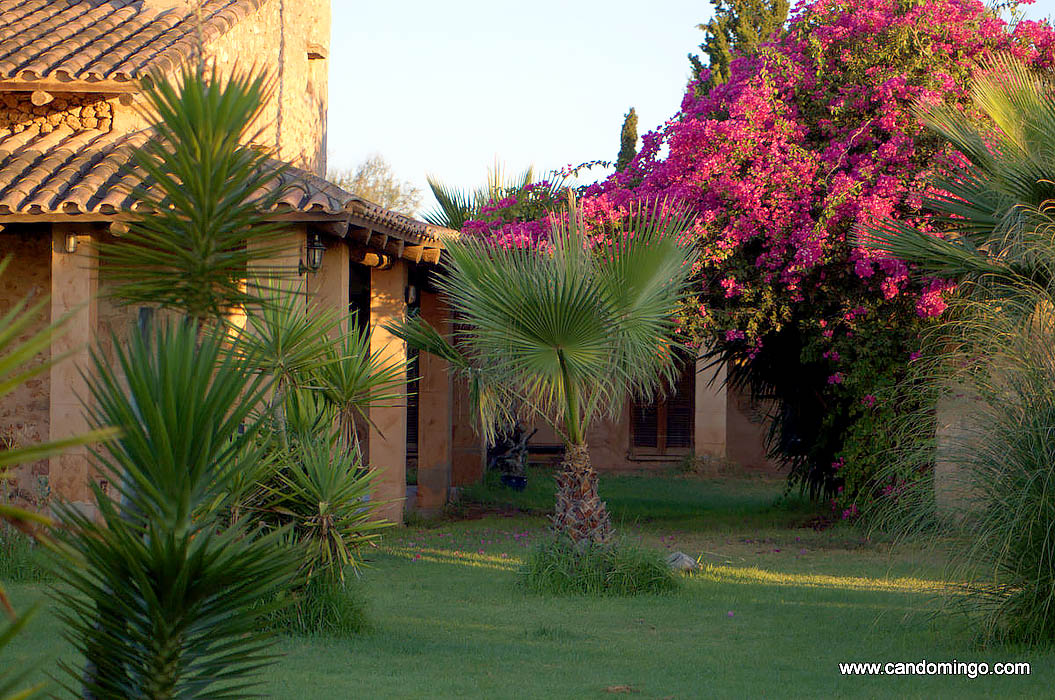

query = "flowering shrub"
[474,0,1055,508]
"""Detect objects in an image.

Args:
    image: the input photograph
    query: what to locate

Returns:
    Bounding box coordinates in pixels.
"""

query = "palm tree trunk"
[552,443,613,545]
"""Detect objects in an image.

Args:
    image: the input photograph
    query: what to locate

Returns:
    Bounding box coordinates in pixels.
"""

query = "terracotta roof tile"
[0,128,450,250]
[0,0,265,85]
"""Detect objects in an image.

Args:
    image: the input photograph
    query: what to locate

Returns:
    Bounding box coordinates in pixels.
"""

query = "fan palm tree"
[229,288,342,449]
[423,160,564,231]
[390,194,697,544]
[860,56,1055,301]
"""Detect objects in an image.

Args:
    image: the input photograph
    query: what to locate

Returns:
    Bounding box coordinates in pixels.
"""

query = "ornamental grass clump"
[865,57,1055,646]
[521,537,678,597]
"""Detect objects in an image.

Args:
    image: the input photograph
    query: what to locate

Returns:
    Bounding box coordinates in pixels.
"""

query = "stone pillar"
[694,354,727,458]
[368,260,407,523]
[415,290,452,516]
[451,375,487,486]
[307,236,349,332]
[934,385,979,517]
[49,225,98,508]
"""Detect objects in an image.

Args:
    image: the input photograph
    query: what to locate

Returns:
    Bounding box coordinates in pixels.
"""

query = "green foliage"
[99,63,295,323]
[231,287,342,449]
[50,321,298,698]
[520,537,679,596]
[391,194,698,447]
[0,526,47,584]
[422,161,539,231]
[864,57,1055,646]
[615,107,638,172]
[689,0,789,94]
[259,437,390,585]
[257,576,369,638]
[313,313,409,456]
[862,55,1055,301]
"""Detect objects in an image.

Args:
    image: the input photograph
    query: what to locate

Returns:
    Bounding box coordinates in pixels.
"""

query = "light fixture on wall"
[63,232,79,254]
[404,283,419,306]
[300,233,326,275]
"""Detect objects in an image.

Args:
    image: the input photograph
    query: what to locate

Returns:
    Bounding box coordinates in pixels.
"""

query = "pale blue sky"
[327,0,1055,215]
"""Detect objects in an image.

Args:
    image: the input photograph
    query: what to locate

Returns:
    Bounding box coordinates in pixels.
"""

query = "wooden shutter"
[630,366,694,453]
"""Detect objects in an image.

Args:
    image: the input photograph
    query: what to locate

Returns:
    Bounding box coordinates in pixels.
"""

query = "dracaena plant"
[390,193,697,544]
[50,320,298,699]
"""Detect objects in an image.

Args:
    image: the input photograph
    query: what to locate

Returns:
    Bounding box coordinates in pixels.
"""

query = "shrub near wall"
[470,0,1055,510]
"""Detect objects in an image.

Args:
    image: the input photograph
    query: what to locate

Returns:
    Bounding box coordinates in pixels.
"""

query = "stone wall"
[0,229,50,506]
[0,92,114,138]
[204,0,330,175]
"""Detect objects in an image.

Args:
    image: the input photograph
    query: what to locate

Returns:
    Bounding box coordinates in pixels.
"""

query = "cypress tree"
[615,107,638,172]
[688,0,789,95]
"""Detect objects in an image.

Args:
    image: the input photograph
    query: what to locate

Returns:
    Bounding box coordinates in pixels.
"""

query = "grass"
[6,474,1055,698]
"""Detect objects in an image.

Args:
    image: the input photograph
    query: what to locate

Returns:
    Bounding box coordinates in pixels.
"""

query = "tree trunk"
[552,443,613,544]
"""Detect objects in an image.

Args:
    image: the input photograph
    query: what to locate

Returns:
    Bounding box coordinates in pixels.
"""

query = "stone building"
[0,0,770,525]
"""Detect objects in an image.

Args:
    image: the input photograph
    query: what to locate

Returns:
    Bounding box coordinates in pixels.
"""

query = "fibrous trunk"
[552,443,613,544]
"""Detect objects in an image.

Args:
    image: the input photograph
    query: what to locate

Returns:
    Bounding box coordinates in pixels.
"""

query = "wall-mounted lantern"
[63,232,79,254]
[300,233,326,275]
[404,283,419,306]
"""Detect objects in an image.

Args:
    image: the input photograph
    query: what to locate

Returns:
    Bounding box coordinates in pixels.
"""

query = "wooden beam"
[30,90,53,106]
[403,245,425,264]
[422,248,442,264]
[386,238,405,259]
[310,220,347,238]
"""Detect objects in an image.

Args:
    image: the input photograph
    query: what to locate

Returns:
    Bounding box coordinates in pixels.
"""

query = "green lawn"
[6,473,1054,698]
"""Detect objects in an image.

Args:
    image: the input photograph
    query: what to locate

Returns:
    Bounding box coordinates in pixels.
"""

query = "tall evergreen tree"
[688,0,789,95]
[615,107,638,172]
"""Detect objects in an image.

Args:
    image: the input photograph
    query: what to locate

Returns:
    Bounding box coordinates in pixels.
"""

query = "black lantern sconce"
[300,233,326,275]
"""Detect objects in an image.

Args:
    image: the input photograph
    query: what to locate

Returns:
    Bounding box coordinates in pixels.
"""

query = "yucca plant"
[390,193,698,544]
[0,256,115,700]
[262,436,388,586]
[100,62,295,325]
[230,288,342,448]
[313,313,409,457]
[50,321,297,698]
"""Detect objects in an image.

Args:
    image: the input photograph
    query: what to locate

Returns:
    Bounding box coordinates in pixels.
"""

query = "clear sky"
[326,0,1055,216]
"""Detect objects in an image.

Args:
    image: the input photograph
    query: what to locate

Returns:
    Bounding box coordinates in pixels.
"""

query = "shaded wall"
[0,229,50,504]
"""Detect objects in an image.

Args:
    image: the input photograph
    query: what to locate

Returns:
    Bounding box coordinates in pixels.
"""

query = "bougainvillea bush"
[465,0,1055,511]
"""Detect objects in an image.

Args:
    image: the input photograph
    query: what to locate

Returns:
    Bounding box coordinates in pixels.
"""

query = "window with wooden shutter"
[630,366,694,455]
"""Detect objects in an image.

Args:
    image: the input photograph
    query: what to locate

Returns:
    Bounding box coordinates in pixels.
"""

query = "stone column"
[934,385,979,518]
[49,225,98,509]
[307,236,349,332]
[368,260,407,523]
[694,354,727,459]
[451,376,487,486]
[415,290,452,517]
